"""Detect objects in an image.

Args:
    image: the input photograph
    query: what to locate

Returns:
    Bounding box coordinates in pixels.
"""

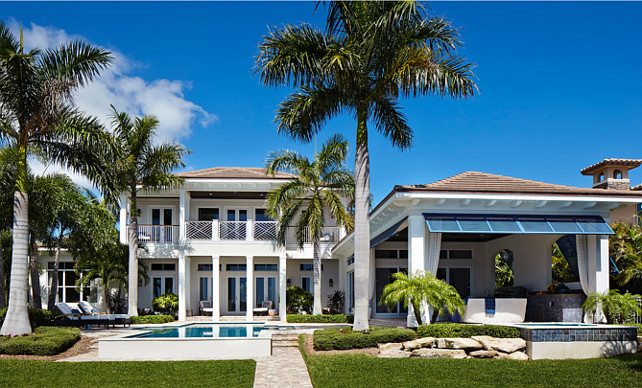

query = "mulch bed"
[303,334,379,357]
[0,335,94,361]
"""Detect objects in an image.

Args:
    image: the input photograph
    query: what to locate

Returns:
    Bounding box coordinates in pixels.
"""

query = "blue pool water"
[131,323,291,338]
[516,323,596,327]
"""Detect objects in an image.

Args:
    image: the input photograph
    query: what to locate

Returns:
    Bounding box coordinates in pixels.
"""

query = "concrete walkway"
[253,347,313,388]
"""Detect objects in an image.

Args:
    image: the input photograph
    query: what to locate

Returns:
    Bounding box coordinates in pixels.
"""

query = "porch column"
[212,255,220,321]
[119,194,127,244]
[246,256,254,322]
[185,256,191,317]
[588,235,610,294]
[179,190,188,241]
[178,253,187,321]
[279,255,287,321]
[407,213,427,327]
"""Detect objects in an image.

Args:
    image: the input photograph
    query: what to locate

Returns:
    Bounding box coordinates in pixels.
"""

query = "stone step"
[272,340,299,347]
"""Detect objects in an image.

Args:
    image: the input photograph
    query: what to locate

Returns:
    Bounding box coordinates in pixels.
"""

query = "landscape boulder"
[471,336,526,353]
[378,342,403,353]
[437,338,483,350]
[411,348,467,359]
[496,351,530,361]
[402,337,436,350]
[468,350,498,358]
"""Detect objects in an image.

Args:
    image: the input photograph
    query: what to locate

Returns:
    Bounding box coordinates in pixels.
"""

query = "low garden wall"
[378,336,529,360]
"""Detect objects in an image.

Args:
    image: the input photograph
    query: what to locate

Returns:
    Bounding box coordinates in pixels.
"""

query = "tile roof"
[175,167,295,180]
[395,171,642,196]
[580,158,642,175]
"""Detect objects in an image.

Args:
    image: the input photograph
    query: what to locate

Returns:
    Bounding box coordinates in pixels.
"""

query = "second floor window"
[255,209,274,222]
[199,208,219,221]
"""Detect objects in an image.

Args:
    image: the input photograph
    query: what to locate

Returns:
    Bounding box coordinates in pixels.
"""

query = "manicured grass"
[0,359,256,388]
[299,336,642,388]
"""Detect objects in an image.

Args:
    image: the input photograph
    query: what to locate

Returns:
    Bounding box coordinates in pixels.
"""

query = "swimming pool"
[99,322,293,359]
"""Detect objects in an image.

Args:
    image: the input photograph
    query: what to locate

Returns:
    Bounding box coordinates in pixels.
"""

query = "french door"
[227,276,247,313]
[151,208,173,242]
[221,209,248,240]
[375,267,408,315]
[255,277,276,308]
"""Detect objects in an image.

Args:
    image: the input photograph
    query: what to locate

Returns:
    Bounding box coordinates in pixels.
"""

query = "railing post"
[212,220,220,241]
[179,189,187,242]
[247,221,254,241]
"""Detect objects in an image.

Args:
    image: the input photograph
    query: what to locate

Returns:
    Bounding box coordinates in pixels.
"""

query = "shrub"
[417,323,520,338]
[287,286,313,313]
[287,314,349,323]
[0,326,80,356]
[314,326,416,350]
[326,290,345,314]
[130,315,175,324]
[152,293,178,316]
[582,290,642,324]
[0,308,56,329]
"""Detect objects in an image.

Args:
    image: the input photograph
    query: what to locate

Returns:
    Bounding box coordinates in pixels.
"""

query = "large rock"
[411,348,467,359]
[496,351,530,361]
[378,342,403,353]
[379,350,411,358]
[436,338,483,350]
[402,337,436,350]
[637,336,642,352]
[468,350,498,358]
[471,336,526,354]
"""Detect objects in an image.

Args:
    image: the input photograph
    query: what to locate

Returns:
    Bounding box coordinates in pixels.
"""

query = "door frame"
[225,275,248,315]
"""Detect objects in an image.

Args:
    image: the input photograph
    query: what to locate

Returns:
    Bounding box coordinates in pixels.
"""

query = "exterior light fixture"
[329,279,334,288]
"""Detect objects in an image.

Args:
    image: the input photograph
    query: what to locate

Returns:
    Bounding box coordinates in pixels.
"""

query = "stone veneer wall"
[525,294,586,322]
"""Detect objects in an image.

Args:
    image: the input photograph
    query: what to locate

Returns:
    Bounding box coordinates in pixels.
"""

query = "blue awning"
[370,217,407,247]
[424,214,613,235]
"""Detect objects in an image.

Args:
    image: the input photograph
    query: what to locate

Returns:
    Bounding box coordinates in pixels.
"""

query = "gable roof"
[395,171,642,196]
[176,167,295,180]
[581,158,642,175]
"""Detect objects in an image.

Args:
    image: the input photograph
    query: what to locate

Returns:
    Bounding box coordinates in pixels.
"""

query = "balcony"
[137,225,179,243]
[184,220,340,244]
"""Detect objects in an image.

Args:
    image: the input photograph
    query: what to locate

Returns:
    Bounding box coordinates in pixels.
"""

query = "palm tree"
[380,270,465,326]
[265,134,354,315]
[609,223,642,293]
[109,107,189,316]
[582,290,642,324]
[0,23,112,334]
[255,1,477,330]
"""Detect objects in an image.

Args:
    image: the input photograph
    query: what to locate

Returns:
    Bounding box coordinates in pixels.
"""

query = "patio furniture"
[253,301,273,316]
[78,301,131,327]
[200,300,213,316]
[462,298,527,324]
[54,302,115,328]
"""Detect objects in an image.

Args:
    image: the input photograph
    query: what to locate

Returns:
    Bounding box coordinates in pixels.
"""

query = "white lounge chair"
[200,300,213,316]
[77,301,131,327]
[462,298,527,324]
[253,301,273,316]
[55,302,114,328]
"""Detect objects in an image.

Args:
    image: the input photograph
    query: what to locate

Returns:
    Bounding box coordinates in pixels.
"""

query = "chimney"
[581,158,642,190]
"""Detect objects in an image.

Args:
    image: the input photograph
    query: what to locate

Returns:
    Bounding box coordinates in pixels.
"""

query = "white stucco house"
[35,159,642,324]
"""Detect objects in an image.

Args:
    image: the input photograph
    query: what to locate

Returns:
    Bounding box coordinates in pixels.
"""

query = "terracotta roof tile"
[395,171,642,196]
[580,158,642,175]
[176,167,295,180]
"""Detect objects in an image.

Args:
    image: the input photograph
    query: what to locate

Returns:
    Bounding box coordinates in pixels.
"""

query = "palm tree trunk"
[102,278,112,314]
[0,191,32,335]
[312,239,322,315]
[127,195,139,316]
[0,234,6,308]
[47,240,62,311]
[414,301,424,326]
[353,107,371,331]
[29,239,42,309]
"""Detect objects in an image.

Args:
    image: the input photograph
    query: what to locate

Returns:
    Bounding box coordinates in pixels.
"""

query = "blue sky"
[2,1,642,202]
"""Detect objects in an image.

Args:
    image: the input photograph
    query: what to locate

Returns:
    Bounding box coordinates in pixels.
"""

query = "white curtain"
[576,235,589,295]
[427,232,442,275]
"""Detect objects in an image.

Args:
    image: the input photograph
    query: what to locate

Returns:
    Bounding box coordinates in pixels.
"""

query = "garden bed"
[417,323,520,339]
[313,326,416,350]
[287,314,350,323]
[0,327,81,356]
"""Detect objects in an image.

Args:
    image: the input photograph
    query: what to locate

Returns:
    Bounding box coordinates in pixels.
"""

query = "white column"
[178,254,187,321]
[407,213,427,327]
[212,255,220,321]
[279,255,287,321]
[590,235,610,294]
[246,221,254,241]
[179,190,187,241]
[185,256,191,317]
[119,194,128,244]
[246,256,254,322]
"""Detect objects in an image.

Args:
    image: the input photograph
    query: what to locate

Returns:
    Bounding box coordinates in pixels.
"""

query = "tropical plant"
[286,286,313,313]
[109,107,189,316]
[265,134,354,314]
[380,270,466,326]
[581,290,642,324]
[152,293,178,316]
[494,253,514,289]
[326,289,345,314]
[0,22,113,335]
[609,223,642,294]
[256,1,477,330]
[551,243,577,284]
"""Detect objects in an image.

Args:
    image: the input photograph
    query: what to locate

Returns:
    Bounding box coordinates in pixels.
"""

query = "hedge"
[314,326,417,350]
[0,326,80,356]
[417,323,520,339]
[130,315,175,324]
[0,308,55,329]
[287,314,349,323]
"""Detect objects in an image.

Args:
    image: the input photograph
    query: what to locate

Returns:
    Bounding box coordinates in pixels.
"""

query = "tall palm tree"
[256,1,477,330]
[109,107,189,316]
[265,134,354,315]
[0,23,112,334]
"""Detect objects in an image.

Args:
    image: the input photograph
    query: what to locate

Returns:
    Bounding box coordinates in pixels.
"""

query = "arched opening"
[494,249,514,289]
[613,170,623,179]
[598,172,605,182]
[552,237,579,287]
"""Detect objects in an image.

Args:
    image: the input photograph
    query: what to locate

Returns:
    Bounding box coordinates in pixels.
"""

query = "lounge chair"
[78,301,131,327]
[200,300,213,316]
[461,298,527,324]
[54,302,114,328]
[253,301,273,316]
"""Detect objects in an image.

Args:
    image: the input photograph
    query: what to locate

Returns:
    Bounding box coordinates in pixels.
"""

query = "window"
[151,263,176,271]
[199,277,209,301]
[47,262,90,303]
[375,249,399,259]
[198,208,219,221]
[255,264,278,271]
[598,173,604,182]
[614,170,623,179]
[153,276,175,299]
[347,256,354,265]
[301,277,311,293]
[437,267,471,298]
[255,277,277,307]
[226,264,247,271]
[198,264,213,271]
[255,209,274,222]
[439,249,472,260]
[300,264,313,271]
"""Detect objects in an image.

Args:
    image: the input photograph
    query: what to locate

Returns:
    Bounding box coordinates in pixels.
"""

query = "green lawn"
[300,337,642,388]
[0,359,256,388]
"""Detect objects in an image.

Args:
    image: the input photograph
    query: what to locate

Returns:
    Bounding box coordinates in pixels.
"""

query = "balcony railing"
[184,220,340,244]
[138,225,178,243]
